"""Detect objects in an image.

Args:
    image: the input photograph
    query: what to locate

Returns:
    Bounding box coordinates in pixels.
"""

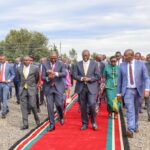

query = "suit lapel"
[80,61,85,76]
[86,60,91,75]
[27,65,32,78]
[54,61,58,72]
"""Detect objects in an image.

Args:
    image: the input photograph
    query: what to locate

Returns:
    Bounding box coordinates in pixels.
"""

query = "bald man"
[117,49,149,138]
[74,50,100,130]
[42,51,66,131]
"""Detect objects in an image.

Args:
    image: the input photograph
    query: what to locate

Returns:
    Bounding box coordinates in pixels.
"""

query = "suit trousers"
[124,88,141,132]
[14,80,20,101]
[0,83,9,115]
[79,84,97,126]
[20,89,39,126]
[46,86,64,126]
[146,96,150,118]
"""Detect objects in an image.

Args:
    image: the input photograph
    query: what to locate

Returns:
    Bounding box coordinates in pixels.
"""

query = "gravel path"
[0,89,150,150]
[0,94,48,150]
[127,105,150,150]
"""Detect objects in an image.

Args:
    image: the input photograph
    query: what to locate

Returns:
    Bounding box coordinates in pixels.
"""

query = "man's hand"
[144,90,149,98]
[117,95,122,102]
[82,77,91,82]
[4,80,8,84]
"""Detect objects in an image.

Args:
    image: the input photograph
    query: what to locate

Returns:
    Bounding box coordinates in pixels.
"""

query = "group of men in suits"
[0,49,149,136]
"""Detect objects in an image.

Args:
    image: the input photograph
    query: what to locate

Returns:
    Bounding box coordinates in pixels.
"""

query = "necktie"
[51,63,55,86]
[129,62,134,85]
[23,66,28,89]
[0,64,4,82]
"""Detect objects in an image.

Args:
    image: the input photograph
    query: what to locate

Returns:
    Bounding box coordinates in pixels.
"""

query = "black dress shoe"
[60,118,64,125]
[80,125,88,130]
[92,123,98,130]
[16,101,20,104]
[20,125,29,130]
[49,125,55,132]
[1,114,6,119]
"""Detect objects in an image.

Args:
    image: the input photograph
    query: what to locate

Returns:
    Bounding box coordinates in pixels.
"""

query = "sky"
[0,0,150,58]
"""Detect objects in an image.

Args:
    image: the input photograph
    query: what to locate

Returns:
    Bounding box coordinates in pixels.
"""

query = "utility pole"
[60,41,61,56]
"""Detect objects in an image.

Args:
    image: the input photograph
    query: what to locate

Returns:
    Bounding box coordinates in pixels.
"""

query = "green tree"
[91,52,97,60]
[69,48,77,63]
[0,28,50,61]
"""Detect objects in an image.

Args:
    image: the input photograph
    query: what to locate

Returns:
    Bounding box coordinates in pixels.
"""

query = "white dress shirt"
[83,60,90,75]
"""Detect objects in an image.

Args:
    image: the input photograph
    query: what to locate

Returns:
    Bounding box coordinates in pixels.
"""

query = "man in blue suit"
[74,50,100,130]
[117,49,149,138]
[42,51,66,131]
[0,55,15,118]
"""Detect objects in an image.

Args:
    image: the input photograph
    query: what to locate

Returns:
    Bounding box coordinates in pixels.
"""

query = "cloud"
[0,0,150,56]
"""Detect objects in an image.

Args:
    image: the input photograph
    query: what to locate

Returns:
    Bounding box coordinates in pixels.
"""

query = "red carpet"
[11,95,125,150]
[30,102,109,150]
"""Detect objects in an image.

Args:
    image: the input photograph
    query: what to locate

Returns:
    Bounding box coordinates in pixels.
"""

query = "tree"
[91,52,97,60]
[0,28,50,61]
[69,48,77,63]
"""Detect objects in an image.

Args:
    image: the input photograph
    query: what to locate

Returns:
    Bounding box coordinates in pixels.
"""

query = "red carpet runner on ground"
[12,94,125,150]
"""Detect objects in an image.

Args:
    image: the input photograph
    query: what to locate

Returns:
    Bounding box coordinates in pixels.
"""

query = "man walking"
[74,50,100,130]
[0,55,15,118]
[17,56,40,130]
[42,51,66,131]
[117,49,149,138]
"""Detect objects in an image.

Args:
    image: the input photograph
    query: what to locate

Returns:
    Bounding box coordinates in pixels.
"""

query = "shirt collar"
[83,60,90,64]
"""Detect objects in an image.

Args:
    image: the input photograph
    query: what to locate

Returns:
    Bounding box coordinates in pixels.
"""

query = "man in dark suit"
[13,57,21,104]
[0,55,15,118]
[42,51,66,131]
[74,50,100,130]
[17,56,40,130]
[145,54,150,121]
[117,49,149,138]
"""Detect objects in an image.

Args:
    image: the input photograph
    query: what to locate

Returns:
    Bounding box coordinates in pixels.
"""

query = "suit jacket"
[0,63,15,84]
[145,61,150,90]
[74,60,100,94]
[117,60,149,96]
[42,60,66,95]
[17,64,39,96]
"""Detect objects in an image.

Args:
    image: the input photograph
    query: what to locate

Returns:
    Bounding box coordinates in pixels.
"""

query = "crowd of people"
[0,49,149,139]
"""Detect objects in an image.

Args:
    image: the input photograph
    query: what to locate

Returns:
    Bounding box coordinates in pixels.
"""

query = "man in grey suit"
[17,56,40,130]
[42,51,66,131]
[117,49,149,138]
[145,54,150,121]
[74,50,100,130]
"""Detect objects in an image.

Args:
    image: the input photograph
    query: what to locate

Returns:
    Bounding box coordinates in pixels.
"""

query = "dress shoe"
[60,118,64,125]
[20,125,29,130]
[125,130,133,138]
[16,100,20,104]
[49,125,55,132]
[6,109,9,114]
[92,123,98,130]
[1,114,6,119]
[135,129,139,133]
[80,125,88,130]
